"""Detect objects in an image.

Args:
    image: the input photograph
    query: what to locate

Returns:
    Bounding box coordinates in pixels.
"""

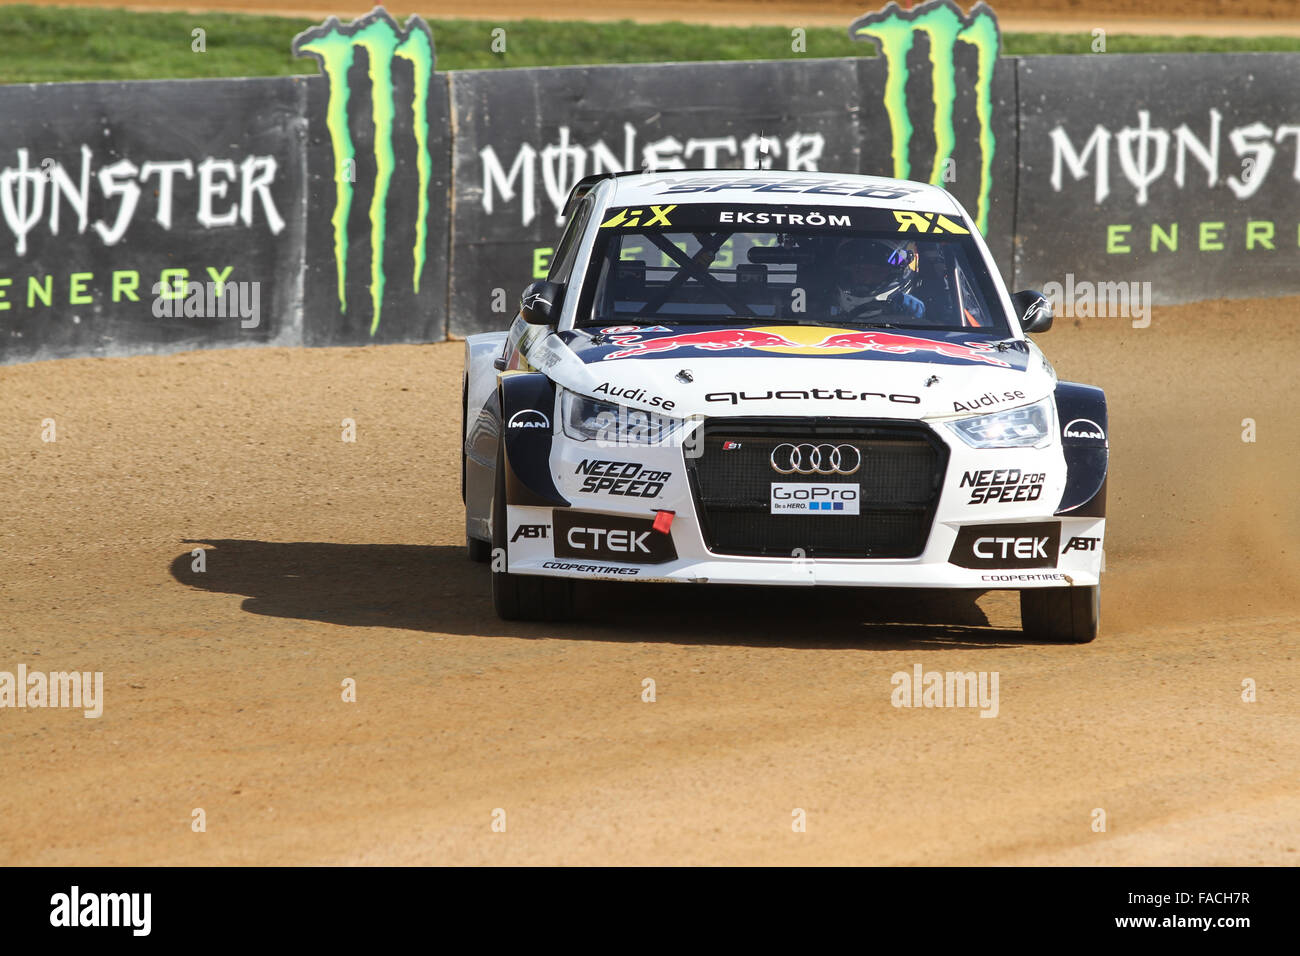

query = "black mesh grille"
[687,418,947,558]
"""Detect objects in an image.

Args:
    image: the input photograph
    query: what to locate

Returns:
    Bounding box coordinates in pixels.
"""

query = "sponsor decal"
[1048,109,1300,231]
[717,210,851,227]
[592,381,676,411]
[0,135,284,321]
[600,325,670,334]
[1062,418,1107,442]
[770,482,861,515]
[552,510,678,563]
[575,459,672,498]
[510,524,549,542]
[980,572,1067,583]
[1019,294,1052,327]
[507,409,550,429]
[851,0,1000,234]
[0,147,285,256]
[1062,535,1100,553]
[959,468,1045,505]
[655,176,920,200]
[526,343,562,371]
[520,288,553,312]
[590,202,958,237]
[599,205,676,228]
[769,442,862,476]
[948,521,1061,569]
[543,561,639,576]
[706,388,920,406]
[892,210,970,234]
[953,389,1026,413]
[293,9,436,335]
[601,325,1011,367]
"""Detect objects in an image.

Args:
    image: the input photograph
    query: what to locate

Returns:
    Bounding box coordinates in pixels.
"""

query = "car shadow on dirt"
[171,538,1027,649]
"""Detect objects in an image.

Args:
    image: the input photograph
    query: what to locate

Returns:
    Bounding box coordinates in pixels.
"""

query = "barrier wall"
[1015,53,1300,305]
[0,77,307,364]
[2,7,1298,364]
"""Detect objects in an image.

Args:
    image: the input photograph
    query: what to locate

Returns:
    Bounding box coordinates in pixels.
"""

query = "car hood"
[524,323,1053,420]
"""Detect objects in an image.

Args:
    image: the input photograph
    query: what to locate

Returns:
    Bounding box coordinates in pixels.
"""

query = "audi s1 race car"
[461,170,1108,642]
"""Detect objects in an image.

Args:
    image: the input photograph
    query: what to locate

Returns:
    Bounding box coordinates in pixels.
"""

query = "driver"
[831,238,925,320]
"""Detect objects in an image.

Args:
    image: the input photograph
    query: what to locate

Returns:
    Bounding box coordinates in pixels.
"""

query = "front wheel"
[466,534,491,563]
[490,444,573,622]
[1020,585,1099,644]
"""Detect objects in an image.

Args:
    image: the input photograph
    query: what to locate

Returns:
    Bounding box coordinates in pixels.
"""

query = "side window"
[953,261,991,329]
[547,196,595,285]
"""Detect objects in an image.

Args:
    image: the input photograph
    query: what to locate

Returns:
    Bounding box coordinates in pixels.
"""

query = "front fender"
[500,372,568,508]
[1054,382,1108,517]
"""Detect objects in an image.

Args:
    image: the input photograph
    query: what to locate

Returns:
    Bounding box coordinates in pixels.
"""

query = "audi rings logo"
[769,443,862,475]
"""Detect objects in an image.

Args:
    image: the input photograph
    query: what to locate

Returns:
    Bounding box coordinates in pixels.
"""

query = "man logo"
[293,8,436,336]
[507,409,550,430]
[1063,418,1107,443]
[850,0,1000,234]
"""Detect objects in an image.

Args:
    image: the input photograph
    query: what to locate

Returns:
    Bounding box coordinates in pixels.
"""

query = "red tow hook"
[652,510,675,534]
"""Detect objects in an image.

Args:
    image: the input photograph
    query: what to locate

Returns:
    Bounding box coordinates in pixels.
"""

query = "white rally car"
[462,171,1108,642]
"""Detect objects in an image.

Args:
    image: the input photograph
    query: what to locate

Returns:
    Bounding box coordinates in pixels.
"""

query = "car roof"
[603,169,965,216]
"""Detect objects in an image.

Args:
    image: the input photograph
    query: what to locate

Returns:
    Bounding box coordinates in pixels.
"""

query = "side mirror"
[519,280,564,326]
[1012,290,1053,334]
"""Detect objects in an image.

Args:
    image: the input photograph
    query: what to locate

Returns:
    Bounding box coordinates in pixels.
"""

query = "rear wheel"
[1020,585,1099,643]
[490,444,573,621]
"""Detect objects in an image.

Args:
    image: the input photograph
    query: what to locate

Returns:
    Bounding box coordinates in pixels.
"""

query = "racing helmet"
[832,238,918,313]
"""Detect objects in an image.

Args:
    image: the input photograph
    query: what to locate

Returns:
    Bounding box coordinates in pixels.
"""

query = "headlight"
[946,398,1054,449]
[560,388,696,446]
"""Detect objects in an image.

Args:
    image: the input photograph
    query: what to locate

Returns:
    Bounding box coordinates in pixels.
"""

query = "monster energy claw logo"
[294,7,435,335]
[850,0,1000,234]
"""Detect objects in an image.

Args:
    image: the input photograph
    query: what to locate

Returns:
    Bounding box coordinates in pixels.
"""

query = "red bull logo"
[601,325,1011,367]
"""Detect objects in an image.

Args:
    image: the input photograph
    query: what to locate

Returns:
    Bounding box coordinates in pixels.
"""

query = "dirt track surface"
[23,0,1300,33]
[1,300,1298,865]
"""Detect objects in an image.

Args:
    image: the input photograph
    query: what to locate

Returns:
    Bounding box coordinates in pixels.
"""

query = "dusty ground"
[21,0,1300,33]
[0,298,1296,865]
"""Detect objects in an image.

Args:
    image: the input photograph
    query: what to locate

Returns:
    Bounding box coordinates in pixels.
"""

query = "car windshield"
[576,203,1010,334]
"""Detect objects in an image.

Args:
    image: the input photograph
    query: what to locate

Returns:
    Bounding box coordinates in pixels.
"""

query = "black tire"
[1020,585,1099,644]
[467,534,491,563]
[490,444,574,622]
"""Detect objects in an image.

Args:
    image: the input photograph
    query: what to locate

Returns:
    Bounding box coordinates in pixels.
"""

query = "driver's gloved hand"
[888,291,926,319]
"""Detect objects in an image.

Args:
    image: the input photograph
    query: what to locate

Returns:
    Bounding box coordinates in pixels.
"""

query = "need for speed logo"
[960,469,1045,505]
[575,459,671,498]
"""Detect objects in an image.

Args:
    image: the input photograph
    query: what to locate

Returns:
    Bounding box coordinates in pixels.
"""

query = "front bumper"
[503,415,1104,589]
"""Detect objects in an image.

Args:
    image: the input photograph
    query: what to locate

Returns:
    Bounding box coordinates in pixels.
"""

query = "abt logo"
[1062,535,1100,553]
[552,510,677,564]
[949,522,1061,569]
[510,524,549,542]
